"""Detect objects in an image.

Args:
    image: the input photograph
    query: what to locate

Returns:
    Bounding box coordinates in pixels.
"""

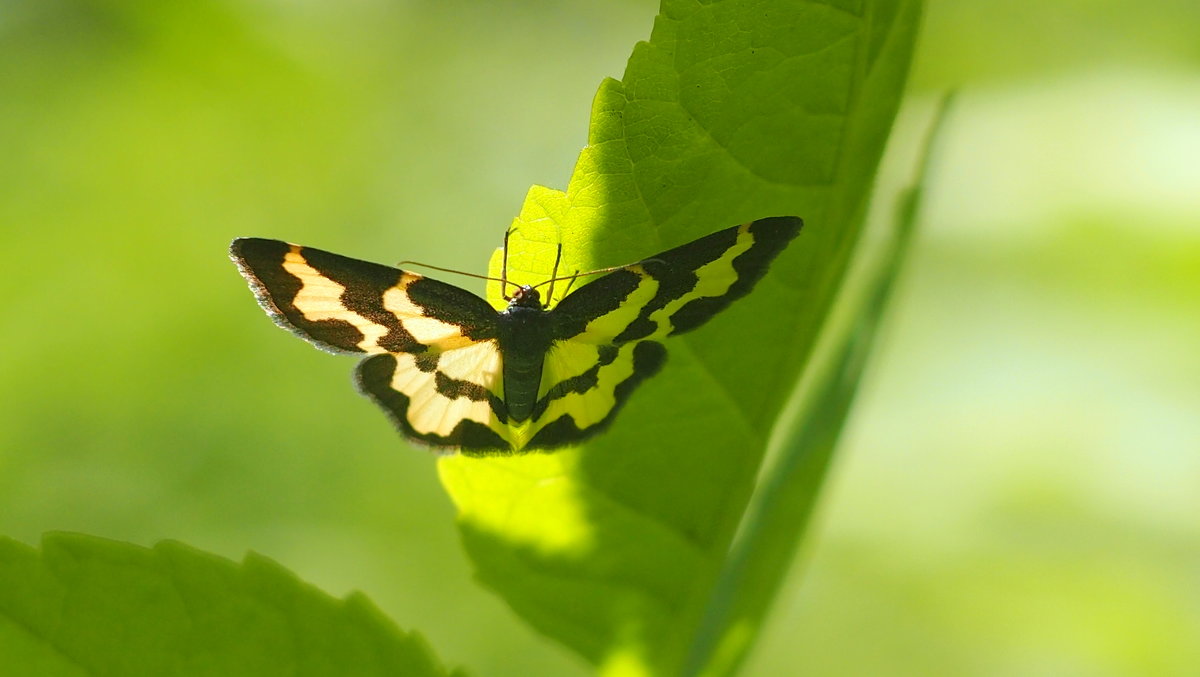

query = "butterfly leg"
[559,269,582,299]
[544,242,564,305]
[501,228,513,300]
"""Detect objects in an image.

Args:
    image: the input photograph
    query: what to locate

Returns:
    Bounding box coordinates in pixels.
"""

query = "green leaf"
[684,92,957,677]
[440,0,922,675]
[0,533,464,677]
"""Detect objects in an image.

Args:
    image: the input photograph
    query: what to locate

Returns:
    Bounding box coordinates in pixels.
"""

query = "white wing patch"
[283,248,393,353]
[382,278,480,352]
[283,246,481,354]
[391,342,506,439]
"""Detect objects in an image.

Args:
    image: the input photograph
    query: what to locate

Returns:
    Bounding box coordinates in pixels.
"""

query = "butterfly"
[230,216,802,454]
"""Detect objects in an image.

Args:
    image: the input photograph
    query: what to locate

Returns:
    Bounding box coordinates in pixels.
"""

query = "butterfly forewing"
[231,238,499,354]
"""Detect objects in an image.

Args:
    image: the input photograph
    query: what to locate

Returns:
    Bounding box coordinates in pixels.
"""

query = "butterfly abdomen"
[496,304,555,422]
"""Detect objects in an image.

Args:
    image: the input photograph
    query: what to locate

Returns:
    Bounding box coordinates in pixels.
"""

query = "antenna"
[393,260,506,285]
[532,259,661,292]
[396,231,668,306]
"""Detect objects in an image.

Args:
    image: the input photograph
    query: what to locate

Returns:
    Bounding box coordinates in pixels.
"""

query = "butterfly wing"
[230,238,515,451]
[522,216,803,450]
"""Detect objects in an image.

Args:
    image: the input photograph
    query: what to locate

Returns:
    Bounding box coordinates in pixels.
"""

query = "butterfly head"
[507,284,544,310]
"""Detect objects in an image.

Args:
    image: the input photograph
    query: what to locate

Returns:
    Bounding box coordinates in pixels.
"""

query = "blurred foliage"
[0,534,464,677]
[2,0,1198,676]
[915,0,1200,86]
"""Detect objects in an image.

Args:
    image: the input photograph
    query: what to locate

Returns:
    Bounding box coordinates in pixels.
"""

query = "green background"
[2,1,1197,675]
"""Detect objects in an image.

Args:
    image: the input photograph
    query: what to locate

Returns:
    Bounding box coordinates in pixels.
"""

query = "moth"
[230,216,802,454]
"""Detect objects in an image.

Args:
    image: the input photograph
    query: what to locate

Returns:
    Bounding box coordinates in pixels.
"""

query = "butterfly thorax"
[497,285,554,423]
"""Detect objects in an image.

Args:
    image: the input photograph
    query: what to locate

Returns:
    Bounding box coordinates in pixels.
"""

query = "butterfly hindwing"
[357,348,512,451]
[522,339,667,450]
